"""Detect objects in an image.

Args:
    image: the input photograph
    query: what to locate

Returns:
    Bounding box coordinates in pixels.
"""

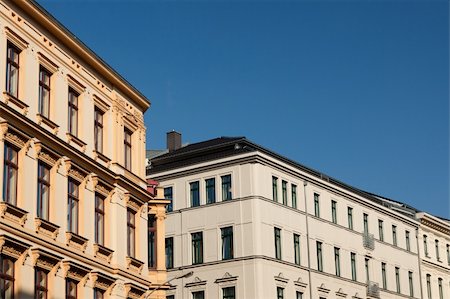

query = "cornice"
[417,214,450,236]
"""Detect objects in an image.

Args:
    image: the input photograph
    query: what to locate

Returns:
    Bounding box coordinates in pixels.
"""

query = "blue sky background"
[38,0,449,218]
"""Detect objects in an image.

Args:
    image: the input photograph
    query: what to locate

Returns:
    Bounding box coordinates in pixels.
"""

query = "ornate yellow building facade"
[0,1,167,298]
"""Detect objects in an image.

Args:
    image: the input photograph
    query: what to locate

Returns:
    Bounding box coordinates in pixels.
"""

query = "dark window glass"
[221,226,233,260]
[426,274,431,299]
[408,271,414,297]
[378,220,384,241]
[93,288,104,299]
[94,193,105,245]
[0,255,14,299]
[127,209,136,257]
[165,237,173,269]
[68,88,79,136]
[192,291,204,299]
[164,187,173,212]
[334,247,340,276]
[67,179,79,234]
[281,180,287,205]
[124,128,132,171]
[347,207,353,230]
[6,42,20,98]
[206,178,215,204]
[446,244,450,265]
[190,181,200,207]
[148,215,156,267]
[316,241,323,272]
[94,108,104,153]
[222,286,235,299]
[192,232,203,264]
[277,287,284,299]
[37,161,50,220]
[291,184,297,209]
[363,213,369,235]
[381,262,387,289]
[296,292,303,299]
[35,268,48,299]
[294,234,300,265]
[38,67,51,118]
[350,252,357,281]
[274,227,281,260]
[435,239,440,261]
[405,231,410,251]
[424,235,428,256]
[438,278,443,299]
[66,279,77,299]
[395,267,400,293]
[166,296,174,299]
[365,258,370,282]
[272,176,278,202]
[3,143,18,205]
[331,200,337,224]
[392,225,397,246]
[314,193,320,217]
[221,175,232,201]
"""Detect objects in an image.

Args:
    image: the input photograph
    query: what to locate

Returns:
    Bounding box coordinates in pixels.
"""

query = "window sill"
[0,202,28,226]
[126,256,144,274]
[65,231,88,252]
[93,243,114,263]
[36,113,59,134]
[3,91,28,115]
[34,217,59,239]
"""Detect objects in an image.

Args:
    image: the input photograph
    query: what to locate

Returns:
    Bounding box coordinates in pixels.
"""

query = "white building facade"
[147,134,448,299]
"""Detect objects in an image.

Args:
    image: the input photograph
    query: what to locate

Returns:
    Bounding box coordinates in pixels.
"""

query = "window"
[350,252,356,281]
[314,193,320,217]
[190,181,200,207]
[3,143,18,205]
[274,228,281,260]
[365,258,369,282]
[405,231,410,251]
[347,207,353,230]
[206,178,215,204]
[192,291,204,299]
[316,241,323,272]
[164,187,173,212]
[408,271,414,297]
[395,267,400,293]
[94,289,104,299]
[381,262,387,289]
[334,247,340,276]
[277,287,284,299]
[294,234,301,265]
[281,180,287,205]
[127,209,136,257]
[37,161,50,220]
[67,179,79,234]
[435,239,440,261]
[447,244,450,265]
[378,220,384,241]
[6,42,20,98]
[392,225,397,246]
[296,292,303,299]
[0,255,14,299]
[221,226,233,260]
[363,213,369,235]
[35,268,48,299]
[438,277,443,299]
[124,128,132,171]
[148,215,156,268]
[94,193,105,245]
[38,66,51,118]
[191,232,203,264]
[166,296,174,299]
[424,235,428,257]
[426,274,431,299]
[272,176,278,202]
[331,200,337,224]
[223,286,235,299]
[221,175,232,201]
[94,108,104,153]
[291,184,297,209]
[68,88,79,136]
[165,237,173,269]
[66,279,77,299]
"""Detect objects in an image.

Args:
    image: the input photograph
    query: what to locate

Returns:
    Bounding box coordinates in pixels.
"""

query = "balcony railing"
[367,281,380,298]
[363,232,375,250]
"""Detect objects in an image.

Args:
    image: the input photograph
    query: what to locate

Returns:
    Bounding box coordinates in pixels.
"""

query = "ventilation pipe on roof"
[167,131,182,152]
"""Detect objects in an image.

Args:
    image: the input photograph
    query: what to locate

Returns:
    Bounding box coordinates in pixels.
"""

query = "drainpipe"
[303,180,313,298]
[415,227,424,299]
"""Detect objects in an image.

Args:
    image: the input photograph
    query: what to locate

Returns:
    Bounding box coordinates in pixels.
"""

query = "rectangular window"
[166,296,174,299]
[221,226,233,260]
[363,213,369,234]
[124,128,132,171]
[381,262,387,289]
[6,42,20,98]
[274,227,282,260]
[35,268,48,299]
[37,161,50,220]
[164,187,173,212]
[408,271,414,297]
[0,255,14,299]
[438,278,443,299]
[165,237,173,269]
[350,252,357,281]
[291,184,297,209]
[447,244,450,265]
[38,66,51,118]
[68,88,79,136]
[331,200,337,224]
[294,234,301,265]
[206,178,215,204]
[334,247,340,276]
[378,220,384,241]
[435,239,440,261]
[192,291,204,299]
[67,179,79,234]
[314,193,320,217]
[281,180,287,205]
[347,207,353,230]
[94,193,105,245]
[94,108,104,153]
[277,287,284,299]
[127,209,136,258]
[424,235,428,256]
[272,176,278,202]
[94,289,104,299]
[66,279,77,299]
[365,258,369,282]
[191,232,203,264]
[221,175,232,201]
[392,225,397,246]
[148,215,156,268]
[316,241,323,272]
[222,286,235,299]
[405,231,410,251]
[3,143,18,205]
[426,274,431,299]
[296,292,303,299]
[395,267,400,293]
[190,181,200,207]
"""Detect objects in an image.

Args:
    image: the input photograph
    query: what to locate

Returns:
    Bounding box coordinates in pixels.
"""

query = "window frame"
[316,241,323,272]
[274,227,282,260]
[347,207,353,230]
[148,214,156,268]
[221,175,232,201]
[191,232,203,265]
[35,268,48,299]
[205,178,216,204]
[164,187,174,212]
[378,219,384,241]
[127,209,136,258]
[38,66,51,118]
[314,193,320,217]
[3,143,18,205]
[221,226,234,260]
[291,184,297,209]
[405,230,410,251]
[272,176,278,202]
[37,161,51,220]
[222,286,235,299]
[190,181,200,207]
[281,180,287,205]
[381,262,387,289]
[124,128,133,171]
[334,247,340,276]
[65,278,77,299]
[392,225,397,246]
[294,234,301,265]
[6,41,20,98]
[67,178,79,234]
[67,87,79,136]
[0,255,15,299]
[350,252,357,281]
[94,193,105,245]
[277,287,284,299]
[331,200,337,224]
[408,271,414,297]
[395,267,400,293]
[165,237,174,269]
[94,107,104,153]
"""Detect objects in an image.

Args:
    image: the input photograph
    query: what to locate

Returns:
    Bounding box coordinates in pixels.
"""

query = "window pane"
[206,178,215,204]
[164,187,174,212]
[190,182,200,207]
[291,184,297,208]
[223,287,235,299]
[221,175,232,201]
[221,227,233,260]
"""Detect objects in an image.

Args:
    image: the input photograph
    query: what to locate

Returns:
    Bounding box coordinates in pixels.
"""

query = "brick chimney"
[167,131,182,152]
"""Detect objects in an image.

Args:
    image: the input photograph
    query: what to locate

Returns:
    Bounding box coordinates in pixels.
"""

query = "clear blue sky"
[38,0,449,218]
